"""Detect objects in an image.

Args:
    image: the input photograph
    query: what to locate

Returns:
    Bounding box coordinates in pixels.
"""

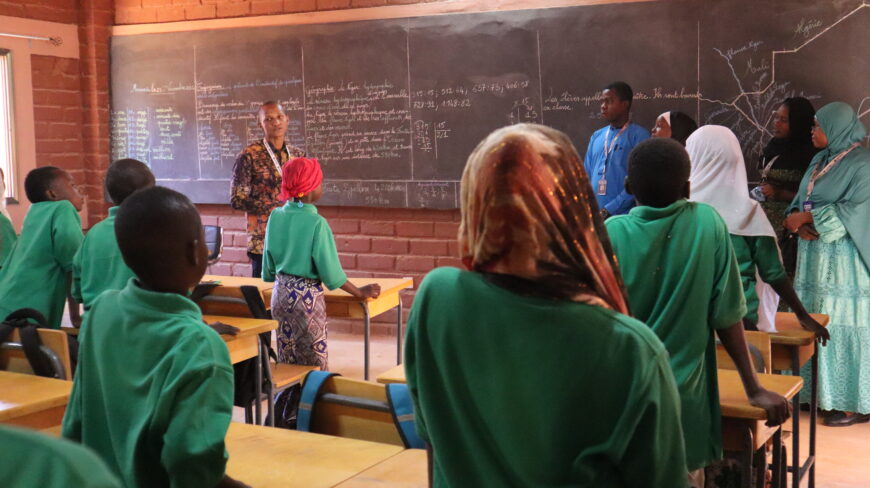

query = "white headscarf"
[658,111,671,127]
[686,125,775,237]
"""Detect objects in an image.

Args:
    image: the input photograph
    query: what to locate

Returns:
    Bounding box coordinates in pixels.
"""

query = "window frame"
[0,47,16,204]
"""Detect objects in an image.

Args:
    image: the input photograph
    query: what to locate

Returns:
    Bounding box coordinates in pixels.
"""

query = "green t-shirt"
[606,200,746,470]
[262,202,347,289]
[405,267,687,487]
[0,425,121,488]
[730,234,788,323]
[0,201,83,328]
[72,207,137,309]
[62,279,234,488]
[0,213,16,265]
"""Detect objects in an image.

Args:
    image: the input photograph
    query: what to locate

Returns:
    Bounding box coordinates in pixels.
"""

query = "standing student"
[72,158,155,310]
[0,167,83,328]
[784,102,870,427]
[686,125,828,338]
[230,101,305,277]
[1,424,121,488]
[584,81,650,218]
[406,124,687,487]
[0,168,15,264]
[651,110,698,146]
[605,138,790,487]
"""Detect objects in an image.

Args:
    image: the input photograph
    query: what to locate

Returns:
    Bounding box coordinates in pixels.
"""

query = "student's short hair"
[24,166,64,204]
[628,138,690,208]
[115,186,202,284]
[604,81,634,108]
[105,159,155,205]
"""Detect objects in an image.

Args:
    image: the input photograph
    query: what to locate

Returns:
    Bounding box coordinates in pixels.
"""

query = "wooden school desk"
[202,275,414,380]
[718,369,803,488]
[334,448,427,488]
[376,364,406,385]
[204,314,278,425]
[224,422,404,487]
[0,371,72,429]
[770,312,828,488]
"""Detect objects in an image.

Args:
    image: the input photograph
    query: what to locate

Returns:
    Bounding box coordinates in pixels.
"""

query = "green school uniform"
[606,200,746,471]
[262,202,347,289]
[72,207,137,309]
[0,201,82,328]
[405,267,688,487]
[730,235,788,324]
[62,278,234,488]
[0,425,121,488]
[0,213,16,265]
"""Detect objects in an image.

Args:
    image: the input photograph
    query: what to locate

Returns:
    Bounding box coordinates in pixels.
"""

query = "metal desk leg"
[361,303,371,381]
[255,335,263,425]
[772,427,783,488]
[396,298,403,365]
[791,348,800,488]
[742,427,754,488]
[809,349,819,487]
[263,340,275,427]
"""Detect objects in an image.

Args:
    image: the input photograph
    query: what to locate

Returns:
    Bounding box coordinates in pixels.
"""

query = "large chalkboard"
[110,0,869,207]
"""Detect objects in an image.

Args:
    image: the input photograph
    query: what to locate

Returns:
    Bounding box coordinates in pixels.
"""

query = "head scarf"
[686,125,776,237]
[459,123,629,313]
[760,97,818,173]
[669,111,698,146]
[279,157,323,202]
[658,111,671,127]
[814,101,868,156]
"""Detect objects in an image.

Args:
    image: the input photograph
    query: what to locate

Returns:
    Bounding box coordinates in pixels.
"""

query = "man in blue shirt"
[584,81,650,218]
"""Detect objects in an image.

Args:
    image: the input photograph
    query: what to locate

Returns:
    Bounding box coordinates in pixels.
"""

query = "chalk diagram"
[698,1,869,172]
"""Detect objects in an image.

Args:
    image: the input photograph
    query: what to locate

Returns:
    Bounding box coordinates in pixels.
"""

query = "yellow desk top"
[202,315,278,338]
[0,371,72,423]
[718,369,803,420]
[224,422,403,488]
[769,312,830,346]
[334,448,427,488]
[203,275,413,302]
[376,364,407,385]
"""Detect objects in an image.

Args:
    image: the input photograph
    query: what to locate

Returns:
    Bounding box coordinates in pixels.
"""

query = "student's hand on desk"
[749,388,791,427]
[207,321,240,336]
[799,314,830,345]
[360,284,381,299]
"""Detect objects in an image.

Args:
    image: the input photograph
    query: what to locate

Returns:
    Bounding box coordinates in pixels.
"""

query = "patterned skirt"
[271,274,328,370]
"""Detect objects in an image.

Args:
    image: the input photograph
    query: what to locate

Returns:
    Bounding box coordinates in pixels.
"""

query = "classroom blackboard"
[110,0,869,207]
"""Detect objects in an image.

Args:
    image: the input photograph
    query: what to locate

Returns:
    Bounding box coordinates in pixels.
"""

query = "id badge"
[803,200,814,212]
[597,179,607,195]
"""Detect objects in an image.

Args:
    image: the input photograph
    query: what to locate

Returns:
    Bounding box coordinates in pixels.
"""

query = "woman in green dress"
[785,101,870,427]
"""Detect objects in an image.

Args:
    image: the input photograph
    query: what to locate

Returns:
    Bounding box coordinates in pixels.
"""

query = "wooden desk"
[718,369,802,488]
[376,364,406,385]
[203,275,414,381]
[0,371,72,429]
[224,422,403,487]
[770,312,828,488]
[334,448,427,488]
[204,315,277,425]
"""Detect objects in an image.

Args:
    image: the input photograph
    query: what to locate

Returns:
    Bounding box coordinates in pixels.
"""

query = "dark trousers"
[247,252,263,278]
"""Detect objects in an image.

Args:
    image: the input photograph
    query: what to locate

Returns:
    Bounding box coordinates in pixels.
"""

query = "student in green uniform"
[0,166,83,328]
[62,186,247,488]
[72,158,155,310]
[405,124,687,488]
[686,125,828,340]
[605,138,791,487]
[0,424,121,488]
[0,167,16,264]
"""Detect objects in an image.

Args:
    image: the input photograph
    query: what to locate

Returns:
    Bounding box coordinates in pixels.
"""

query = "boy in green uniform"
[0,167,83,328]
[0,424,121,488]
[605,138,790,485]
[62,187,247,488]
[72,158,155,310]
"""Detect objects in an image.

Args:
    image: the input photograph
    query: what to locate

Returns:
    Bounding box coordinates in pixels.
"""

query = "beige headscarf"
[459,123,629,313]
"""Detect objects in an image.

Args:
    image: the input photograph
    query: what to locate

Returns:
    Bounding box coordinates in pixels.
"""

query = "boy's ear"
[682,181,691,199]
[624,176,633,196]
[186,239,202,268]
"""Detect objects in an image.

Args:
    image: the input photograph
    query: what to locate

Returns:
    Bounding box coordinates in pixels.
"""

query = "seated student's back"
[72,158,155,309]
[0,425,121,488]
[0,167,83,328]
[405,124,686,488]
[62,187,240,488]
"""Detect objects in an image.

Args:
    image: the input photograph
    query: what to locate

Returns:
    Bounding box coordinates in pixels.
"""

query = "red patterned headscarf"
[459,123,629,313]
[280,157,323,201]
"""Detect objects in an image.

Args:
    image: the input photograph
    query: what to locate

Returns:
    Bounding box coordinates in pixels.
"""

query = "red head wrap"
[279,157,323,201]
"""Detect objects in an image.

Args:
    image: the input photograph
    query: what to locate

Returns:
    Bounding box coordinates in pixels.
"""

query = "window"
[0,49,13,200]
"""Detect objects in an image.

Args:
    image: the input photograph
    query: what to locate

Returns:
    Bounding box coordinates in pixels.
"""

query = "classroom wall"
[0,0,113,228]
